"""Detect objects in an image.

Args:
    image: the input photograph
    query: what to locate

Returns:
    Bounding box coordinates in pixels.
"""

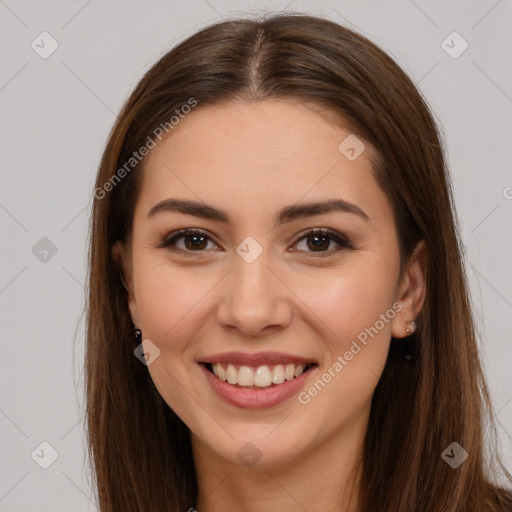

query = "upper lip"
[199,351,317,367]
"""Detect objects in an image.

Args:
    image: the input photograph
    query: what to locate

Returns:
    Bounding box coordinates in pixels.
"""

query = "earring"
[134,328,142,342]
[405,320,416,337]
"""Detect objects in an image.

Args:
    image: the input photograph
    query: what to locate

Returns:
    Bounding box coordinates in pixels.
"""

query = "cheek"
[132,254,223,418]
[291,269,397,430]
[132,256,212,425]
[292,256,398,354]
[133,253,216,346]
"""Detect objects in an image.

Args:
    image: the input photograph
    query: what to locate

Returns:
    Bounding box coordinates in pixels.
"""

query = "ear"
[112,240,142,328]
[391,239,428,339]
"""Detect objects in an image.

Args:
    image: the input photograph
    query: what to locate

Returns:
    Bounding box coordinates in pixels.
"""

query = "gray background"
[1,0,511,509]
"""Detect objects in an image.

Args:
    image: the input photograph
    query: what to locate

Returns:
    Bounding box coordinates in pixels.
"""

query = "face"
[114,99,422,469]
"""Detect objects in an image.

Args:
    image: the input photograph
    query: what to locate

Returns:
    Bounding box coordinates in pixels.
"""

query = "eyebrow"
[147,198,370,225]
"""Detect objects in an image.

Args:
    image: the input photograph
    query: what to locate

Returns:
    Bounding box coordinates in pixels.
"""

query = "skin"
[113,99,427,512]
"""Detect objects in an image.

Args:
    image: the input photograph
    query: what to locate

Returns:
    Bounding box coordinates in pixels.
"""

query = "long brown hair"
[85,13,512,511]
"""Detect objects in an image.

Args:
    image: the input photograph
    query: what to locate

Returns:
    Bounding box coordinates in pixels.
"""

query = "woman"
[85,13,512,512]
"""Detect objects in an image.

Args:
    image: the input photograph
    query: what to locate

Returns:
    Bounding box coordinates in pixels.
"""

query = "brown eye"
[293,229,354,255]
[181,233,209,250]
[159,229,217,252]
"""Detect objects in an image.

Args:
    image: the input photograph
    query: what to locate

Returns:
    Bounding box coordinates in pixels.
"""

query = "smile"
[198,353,319,409]
[206,362,315,388]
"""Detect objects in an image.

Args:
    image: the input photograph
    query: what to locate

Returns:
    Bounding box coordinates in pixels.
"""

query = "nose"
[216,248,293,337]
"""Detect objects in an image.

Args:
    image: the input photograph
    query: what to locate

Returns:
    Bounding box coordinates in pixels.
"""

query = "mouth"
[200,361,319,390]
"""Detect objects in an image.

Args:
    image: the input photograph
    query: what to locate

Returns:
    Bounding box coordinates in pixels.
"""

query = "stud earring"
[405,320,416,337]
[134,328,142,342]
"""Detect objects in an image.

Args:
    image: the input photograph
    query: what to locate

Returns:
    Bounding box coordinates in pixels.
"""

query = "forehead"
[136,100,392,228]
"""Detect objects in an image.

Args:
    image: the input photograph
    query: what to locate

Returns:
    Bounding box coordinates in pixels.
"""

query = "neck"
[191,417,365,512]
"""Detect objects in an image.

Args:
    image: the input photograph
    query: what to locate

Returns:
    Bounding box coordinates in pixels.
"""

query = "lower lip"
[199,363,316,409]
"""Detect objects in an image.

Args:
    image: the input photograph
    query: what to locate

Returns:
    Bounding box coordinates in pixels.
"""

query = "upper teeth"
[212,363,308,388]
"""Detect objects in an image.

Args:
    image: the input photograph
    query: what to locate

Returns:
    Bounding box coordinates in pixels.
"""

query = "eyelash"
[157,228,355,256]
